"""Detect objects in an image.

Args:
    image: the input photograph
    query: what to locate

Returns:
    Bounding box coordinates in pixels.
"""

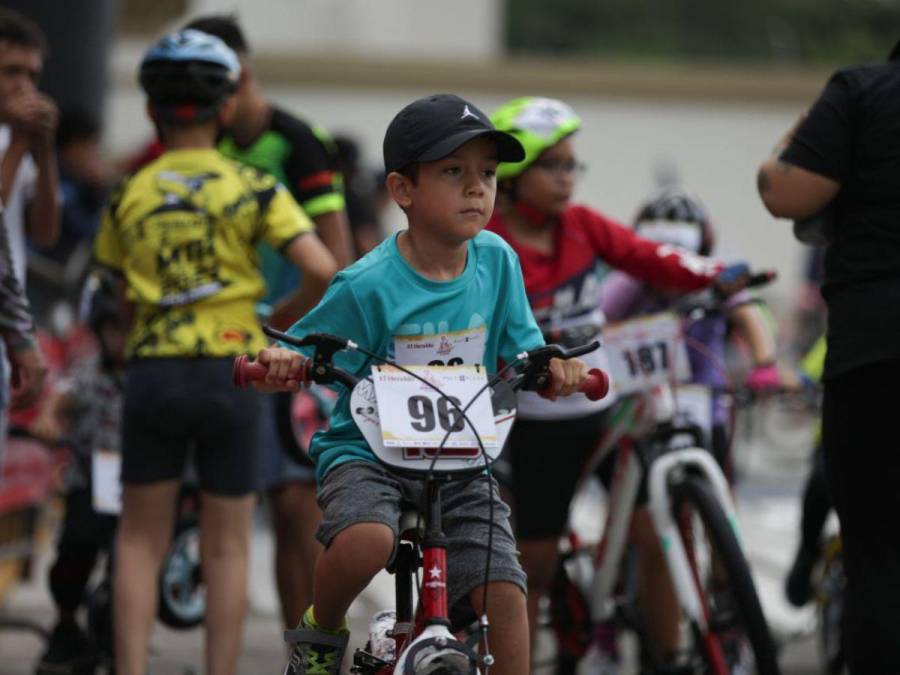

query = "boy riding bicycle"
[256,94,593,675]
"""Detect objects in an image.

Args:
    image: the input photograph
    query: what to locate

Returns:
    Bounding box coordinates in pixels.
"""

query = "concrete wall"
[182,0,503,60]
[105,1,821,322]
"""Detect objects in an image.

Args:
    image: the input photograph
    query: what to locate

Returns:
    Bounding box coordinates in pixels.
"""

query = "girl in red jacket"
[488,97,738,670]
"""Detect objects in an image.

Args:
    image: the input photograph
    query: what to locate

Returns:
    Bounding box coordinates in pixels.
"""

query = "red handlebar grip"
[580,368,610,401]
[232,354,269,388]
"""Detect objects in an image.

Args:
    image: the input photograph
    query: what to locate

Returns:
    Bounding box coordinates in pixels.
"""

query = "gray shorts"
[316,461,526,622]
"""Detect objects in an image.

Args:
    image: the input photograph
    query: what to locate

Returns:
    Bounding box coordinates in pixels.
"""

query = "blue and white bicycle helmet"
[139,29,240,123]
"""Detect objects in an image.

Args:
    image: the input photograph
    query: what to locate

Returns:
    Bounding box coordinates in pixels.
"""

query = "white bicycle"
[551,276,781,675]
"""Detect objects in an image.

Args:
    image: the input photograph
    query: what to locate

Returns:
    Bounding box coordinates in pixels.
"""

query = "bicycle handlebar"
[746,270,777,288]
[553,368,610,401]
[232,331,610,401]
[675,268,778,318]
[232,355,271,389]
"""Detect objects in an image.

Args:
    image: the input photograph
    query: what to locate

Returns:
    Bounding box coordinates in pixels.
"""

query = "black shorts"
[121,358,259,497]
[501,411,607,540]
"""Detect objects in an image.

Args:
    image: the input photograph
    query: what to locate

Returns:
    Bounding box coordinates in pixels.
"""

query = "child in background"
[486,97,745,666]
[600,186,781,474]
[93,30,335,675]
[31,273,125,674]
[595,188,781,672]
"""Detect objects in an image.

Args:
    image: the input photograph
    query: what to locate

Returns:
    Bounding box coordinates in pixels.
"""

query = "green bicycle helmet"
[490,97,582,181]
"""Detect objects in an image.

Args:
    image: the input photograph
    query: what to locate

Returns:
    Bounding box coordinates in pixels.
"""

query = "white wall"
[106,83,808,313]
[106,0,813,319]
[184,0,503,59]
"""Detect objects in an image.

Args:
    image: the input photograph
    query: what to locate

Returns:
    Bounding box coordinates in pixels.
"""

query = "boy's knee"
[329,522,395,570]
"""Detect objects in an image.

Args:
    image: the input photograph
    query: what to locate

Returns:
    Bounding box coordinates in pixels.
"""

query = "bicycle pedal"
[352,649,392,671]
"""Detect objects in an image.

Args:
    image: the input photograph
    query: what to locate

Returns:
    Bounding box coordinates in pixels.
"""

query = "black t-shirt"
[781,61,900,378]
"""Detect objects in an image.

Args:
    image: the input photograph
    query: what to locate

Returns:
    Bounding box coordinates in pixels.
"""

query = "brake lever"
[262,326,359,374]
[516,340,600,365]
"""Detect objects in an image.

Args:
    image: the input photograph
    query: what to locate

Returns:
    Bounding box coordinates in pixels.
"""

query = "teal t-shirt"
[283,230,543,483]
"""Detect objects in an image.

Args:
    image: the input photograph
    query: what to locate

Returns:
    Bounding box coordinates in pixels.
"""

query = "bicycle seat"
[399,507,424,542]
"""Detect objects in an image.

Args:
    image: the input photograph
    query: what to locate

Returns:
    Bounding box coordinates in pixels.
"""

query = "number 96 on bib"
[371,365,498,449]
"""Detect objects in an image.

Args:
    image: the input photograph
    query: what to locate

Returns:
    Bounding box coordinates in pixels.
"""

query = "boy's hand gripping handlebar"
[232,327,610,401]
[513,341,610,401]
[233,328,360,389]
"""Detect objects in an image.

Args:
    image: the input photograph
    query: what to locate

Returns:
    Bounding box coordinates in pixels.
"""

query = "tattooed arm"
[757,113,840,220]
[757,159,839,220]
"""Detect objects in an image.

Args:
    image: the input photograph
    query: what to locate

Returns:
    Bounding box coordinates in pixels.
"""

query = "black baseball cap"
[383,94,525,174]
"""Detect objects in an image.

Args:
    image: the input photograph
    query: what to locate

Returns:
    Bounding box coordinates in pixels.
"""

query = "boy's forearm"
[27,146,61,248]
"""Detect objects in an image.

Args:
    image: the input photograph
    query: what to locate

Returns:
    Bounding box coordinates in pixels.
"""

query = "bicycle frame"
[235,329,607,674]
[584,384,743,639]
[388,478,481,675]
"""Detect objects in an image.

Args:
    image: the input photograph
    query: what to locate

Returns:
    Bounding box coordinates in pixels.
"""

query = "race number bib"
[603,313,691,396]
[371,364,498,449]
[392,326,486,367]
[92,449,121,515]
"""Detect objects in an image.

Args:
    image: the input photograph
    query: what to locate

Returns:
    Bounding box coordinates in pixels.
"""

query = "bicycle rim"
[157,521,205,629]
[672,475,781,675]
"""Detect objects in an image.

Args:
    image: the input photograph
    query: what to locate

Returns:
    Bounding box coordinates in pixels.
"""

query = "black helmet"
[633,187,715,256]
[139,29,240,123]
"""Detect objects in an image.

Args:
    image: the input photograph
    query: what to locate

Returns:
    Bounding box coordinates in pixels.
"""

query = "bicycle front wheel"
[671,475,781,675]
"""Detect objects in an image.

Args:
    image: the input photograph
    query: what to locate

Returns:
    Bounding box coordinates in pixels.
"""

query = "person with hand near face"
[0,9,60,272]
[0,10,53,461]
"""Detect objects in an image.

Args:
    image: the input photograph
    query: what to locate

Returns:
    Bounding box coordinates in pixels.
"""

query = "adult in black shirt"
[758,41,900,674]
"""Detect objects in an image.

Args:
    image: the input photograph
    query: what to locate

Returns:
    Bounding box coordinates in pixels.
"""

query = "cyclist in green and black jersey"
[184,14,352,632]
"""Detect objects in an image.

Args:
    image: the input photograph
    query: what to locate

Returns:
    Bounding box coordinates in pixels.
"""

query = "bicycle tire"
[670,475,781,675]
[157,516,205,630]
[548,548,593,671]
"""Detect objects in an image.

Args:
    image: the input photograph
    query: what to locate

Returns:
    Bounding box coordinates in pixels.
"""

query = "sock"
[305,606,348,633]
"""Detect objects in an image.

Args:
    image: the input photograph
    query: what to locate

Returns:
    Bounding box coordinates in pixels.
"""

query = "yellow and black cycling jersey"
[94,148,314,359]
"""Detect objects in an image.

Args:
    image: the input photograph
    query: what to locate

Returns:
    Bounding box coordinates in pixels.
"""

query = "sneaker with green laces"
[283,607,350,675]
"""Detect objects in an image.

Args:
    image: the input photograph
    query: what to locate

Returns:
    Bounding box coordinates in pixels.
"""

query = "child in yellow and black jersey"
[92,29,336,675]
[97,147,327,358]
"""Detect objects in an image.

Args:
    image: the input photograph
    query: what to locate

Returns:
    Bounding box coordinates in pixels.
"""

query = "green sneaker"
[283,608,349,675]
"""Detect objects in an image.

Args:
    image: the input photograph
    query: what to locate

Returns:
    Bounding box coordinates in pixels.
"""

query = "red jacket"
[488,204,721,331]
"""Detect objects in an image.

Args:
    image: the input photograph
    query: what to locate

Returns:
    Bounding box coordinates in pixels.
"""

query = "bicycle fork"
[647,447,739,671]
